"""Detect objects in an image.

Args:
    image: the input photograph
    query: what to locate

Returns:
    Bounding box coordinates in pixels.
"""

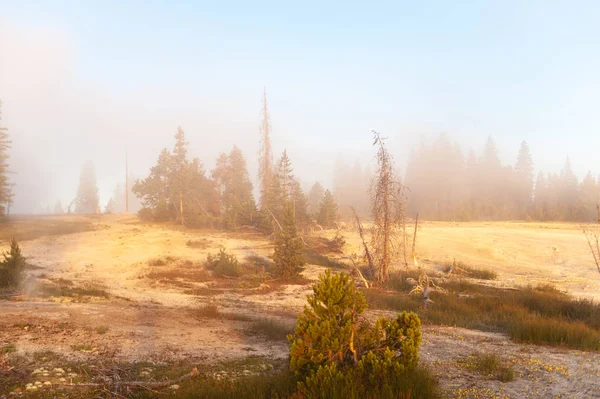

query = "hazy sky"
[1,1,600,212]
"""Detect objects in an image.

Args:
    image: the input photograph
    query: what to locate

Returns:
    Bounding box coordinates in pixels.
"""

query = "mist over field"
[2,3,600,399]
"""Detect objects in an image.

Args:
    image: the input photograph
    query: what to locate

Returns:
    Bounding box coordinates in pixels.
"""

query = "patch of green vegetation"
[186,239,211,249]
[148,256,178,266]
[95,326,109,334]
[72,344,94,352]
[206,248,242,277]
[442,260,497,280]
[365,278,600,351]
[461,353,515,382]
[247,318,293,342]
[1,343,16,354]
[33,350,61,362]
[302,249,347,269]
[38,283,110,299]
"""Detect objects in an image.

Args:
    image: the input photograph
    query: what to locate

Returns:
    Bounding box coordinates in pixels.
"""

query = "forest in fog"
[1,93,600,224]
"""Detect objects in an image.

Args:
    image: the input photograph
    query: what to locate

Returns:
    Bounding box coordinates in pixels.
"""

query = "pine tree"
[307,182,325,218]
[0,100,13,215]
[75,160,100,214]
[289,270,423,397]
[105,198,116,214]
[290,179,309,227]
[277,150,294,200]
[317,189,338,229]
[514,141,534,217]
[0,238,26,288]
[213,146,257,228]
[258,88,273,210]
[273,202,305,280]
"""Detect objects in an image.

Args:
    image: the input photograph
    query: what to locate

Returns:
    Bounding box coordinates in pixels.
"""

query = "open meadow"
[1,215,599,398]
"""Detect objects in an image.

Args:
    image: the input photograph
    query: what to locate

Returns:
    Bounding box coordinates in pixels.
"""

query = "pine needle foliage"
[273,202,305,280]
[289,270,425,398]
[0,238,26,288]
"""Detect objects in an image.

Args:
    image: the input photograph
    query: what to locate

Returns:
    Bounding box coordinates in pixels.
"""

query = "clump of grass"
[305,234,346,255]
[463,353,515,382]
[206,248,242,277]
[72,344,94,352]
[33,350,60,362]
[148,256,178,266]
[247,318,293,342]
[302,249,347,269]
[1,343,16,354]
[366,280,600,351]
[245,254,273,272]
[443,260,497,280]
[38,283,110,299]
[197,303,221,318]
[95,326,109,334]
[186,239,211,249]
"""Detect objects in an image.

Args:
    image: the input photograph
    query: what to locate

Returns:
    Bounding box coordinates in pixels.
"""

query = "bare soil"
[1,215,600,398]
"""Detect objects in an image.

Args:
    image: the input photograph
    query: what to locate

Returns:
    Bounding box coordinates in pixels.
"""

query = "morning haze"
[1,2,600,398]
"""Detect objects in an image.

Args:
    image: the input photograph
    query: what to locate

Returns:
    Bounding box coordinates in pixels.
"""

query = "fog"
[2,6,600,214]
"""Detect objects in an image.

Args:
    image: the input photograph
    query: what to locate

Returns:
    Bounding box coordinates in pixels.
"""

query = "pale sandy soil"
[1,215,599,398]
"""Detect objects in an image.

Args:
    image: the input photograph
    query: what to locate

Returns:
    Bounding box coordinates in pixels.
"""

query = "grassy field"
[1,215,600,398]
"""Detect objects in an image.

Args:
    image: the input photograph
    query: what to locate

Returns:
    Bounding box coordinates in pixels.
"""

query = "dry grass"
[366,277,600,351]
[0,215,97,242]
[458,353,515,382]
[37,282,110,299]
[186,238,212,249]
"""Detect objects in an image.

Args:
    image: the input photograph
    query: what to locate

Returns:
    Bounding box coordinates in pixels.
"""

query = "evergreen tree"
[105,198,115,214]
[273,202,305,280]
[577,171,598,221]
[75,160,99,214]
[514,141,534,217]
[289,270,423,397]
[0,100,13,215]
[317,189,338,229]
[290,179,309,227]
[0,239,26,288]
[307,182,325,218]
[277,150,294,200]
[213,146,256,228]
[133,128,217,225]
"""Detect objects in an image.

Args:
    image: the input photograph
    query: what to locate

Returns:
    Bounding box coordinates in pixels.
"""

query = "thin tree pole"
[125,150,129,214]
[412,213,419,267]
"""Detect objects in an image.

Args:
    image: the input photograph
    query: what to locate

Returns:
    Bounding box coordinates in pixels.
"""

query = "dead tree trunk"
[412,213,419,267]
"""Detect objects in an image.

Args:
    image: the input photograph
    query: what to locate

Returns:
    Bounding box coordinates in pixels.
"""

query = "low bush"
[206,248,242,277]
[0,239,26,288]
[289,270,439,398]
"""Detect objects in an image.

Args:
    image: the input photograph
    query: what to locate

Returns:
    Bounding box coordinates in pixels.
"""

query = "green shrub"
[289,270,434,397]
[0,238,26,288]
[206,248,242,277]
[273,203,305,280]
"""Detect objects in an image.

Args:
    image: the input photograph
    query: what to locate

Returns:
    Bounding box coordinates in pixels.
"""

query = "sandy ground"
[1,215,600,398]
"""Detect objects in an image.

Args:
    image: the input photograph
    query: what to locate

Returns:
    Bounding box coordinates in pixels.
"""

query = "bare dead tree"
[583,202,600,275]
[258,88,273,210]
[369,131,407,283]
[350,206,374,275]
[412,213,419,267]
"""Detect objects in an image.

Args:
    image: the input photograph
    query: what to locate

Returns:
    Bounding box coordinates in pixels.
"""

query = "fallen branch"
[54,367,199,389]
[346,256,370,289]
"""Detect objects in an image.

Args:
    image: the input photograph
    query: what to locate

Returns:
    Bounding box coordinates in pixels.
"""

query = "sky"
[1,1,600,213]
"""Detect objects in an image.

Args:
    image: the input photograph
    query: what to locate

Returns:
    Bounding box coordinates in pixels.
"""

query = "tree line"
[405,134,600,222]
